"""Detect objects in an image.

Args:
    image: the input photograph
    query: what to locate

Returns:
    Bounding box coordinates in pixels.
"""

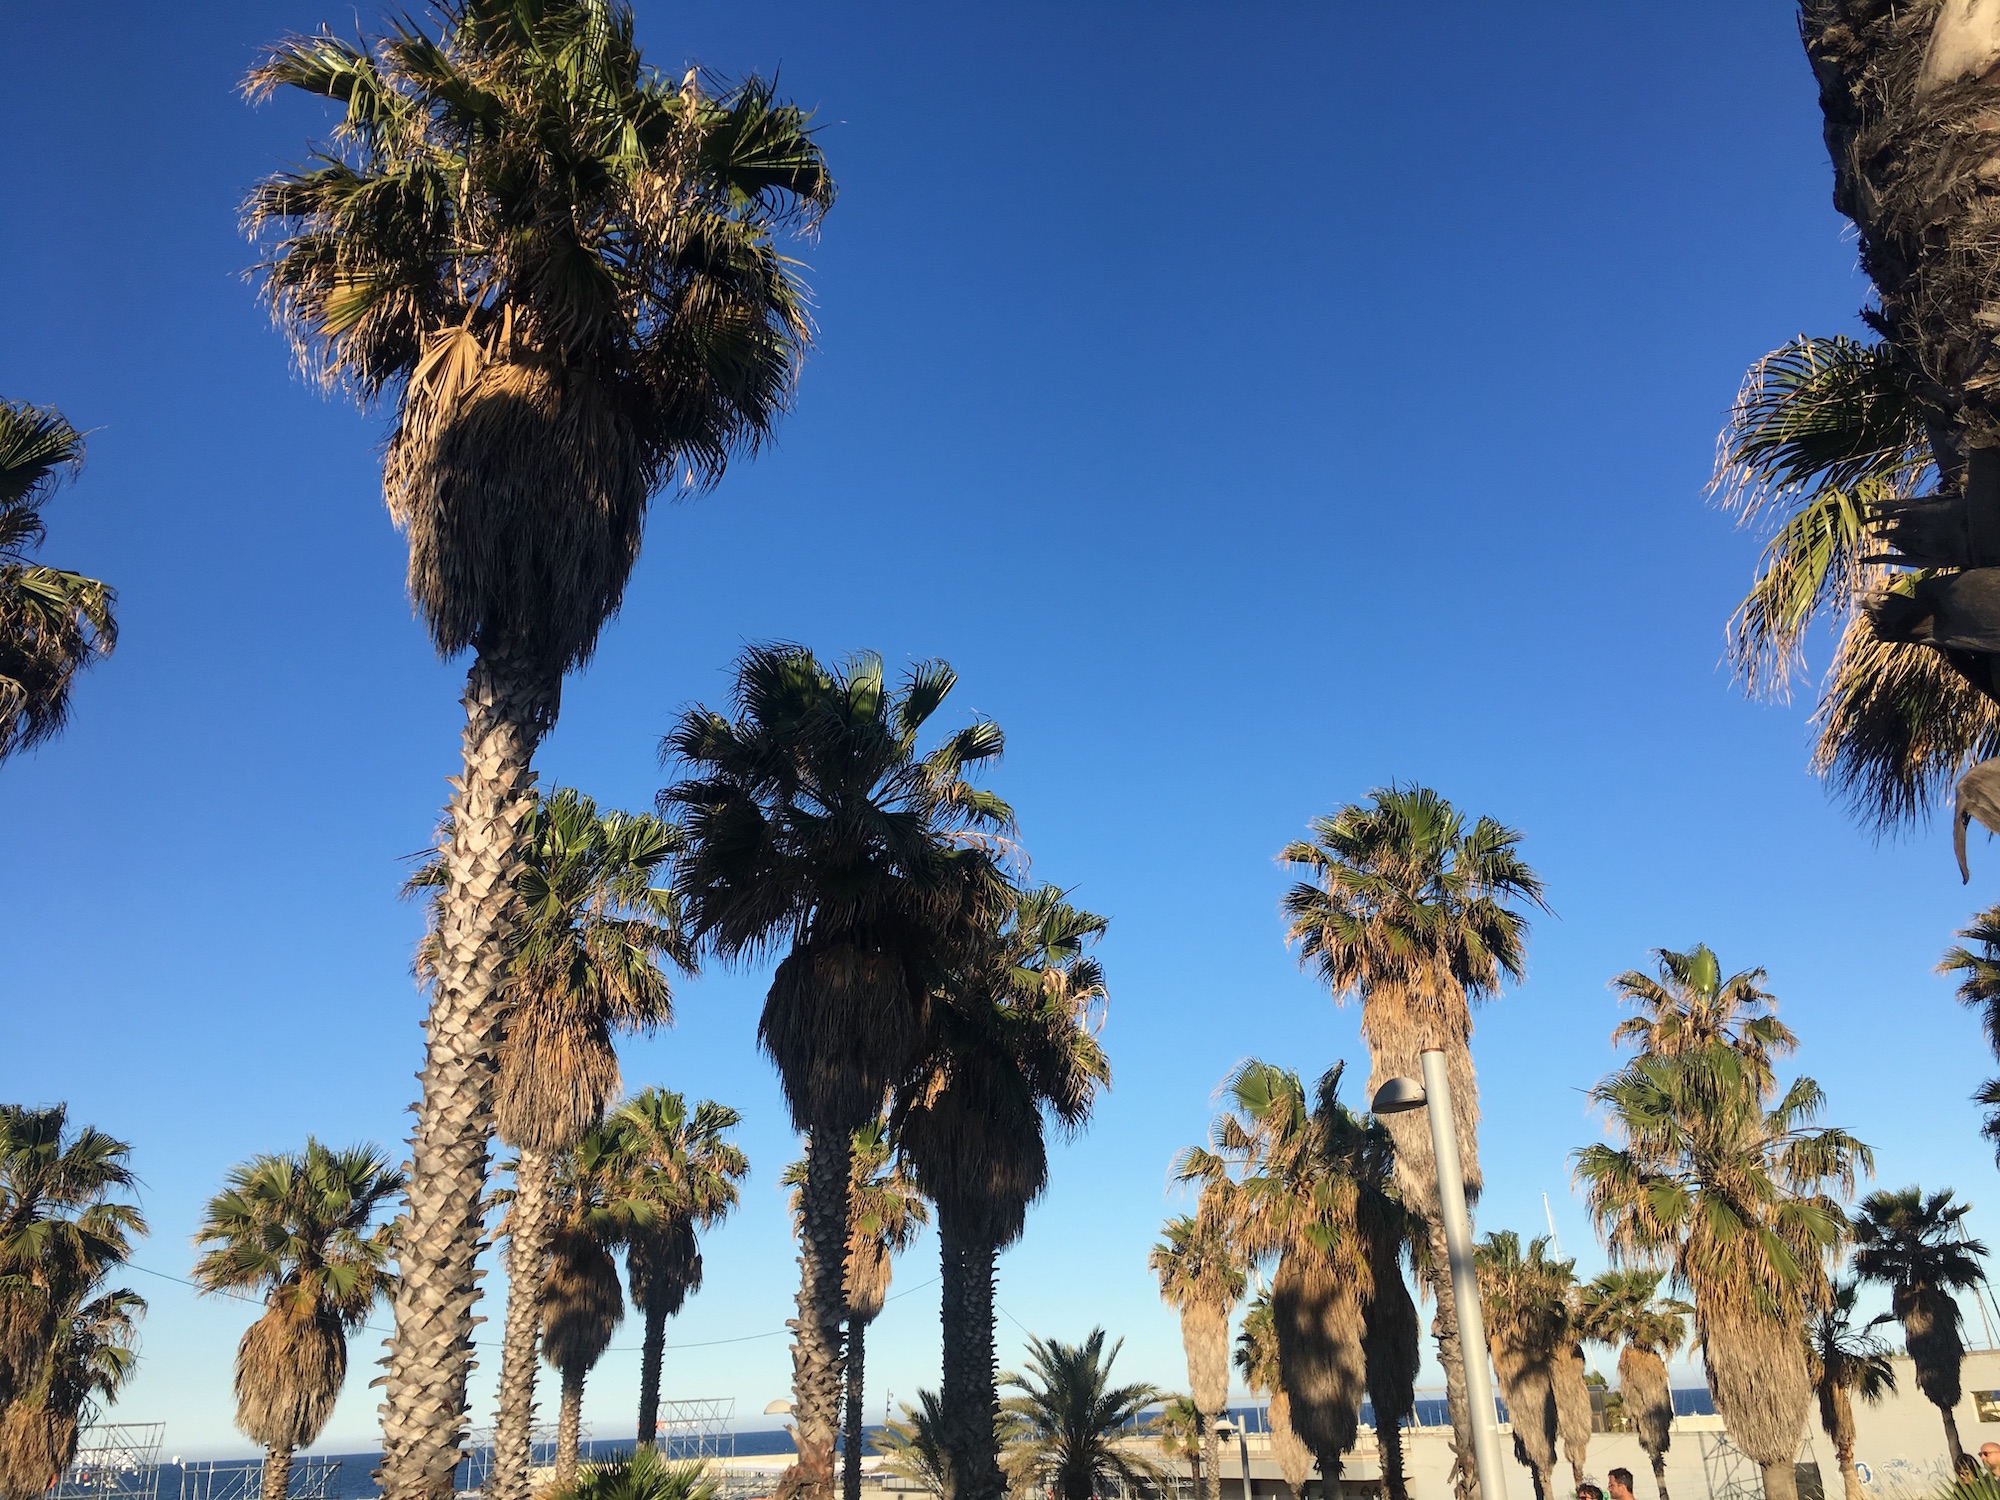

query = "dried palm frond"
[234,1305,344,1451]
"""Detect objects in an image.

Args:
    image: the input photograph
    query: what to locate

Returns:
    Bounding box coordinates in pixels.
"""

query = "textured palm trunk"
[379,650,555,1500]
[1375,1415,1408,1500]
[637,1299,668,1446]
[777,1118,854,1500]
[1199,1421,1221,1500]
[260,1446,293,1500]
[843,1318,867,1500]
[555,1365,585,1486]
[489,1145,554,1500]
[1650,1450,1670,1500]
[938,1215,1004,1500]
[1758,1460,1798,1500]
[1938,1403,1968,1472]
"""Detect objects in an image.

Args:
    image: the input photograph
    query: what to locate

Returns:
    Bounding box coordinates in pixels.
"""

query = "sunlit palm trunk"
[1650,1451,1670,1500]
[380,650,556,1500]
[260,1446,292,1500]
[637,1300,668,1446]
[1759,1460,1798,1500]
[555,1366,585,1485]
[781,1118,854,1500]
[490,1145,555,1500]
[1198,1421,1220,1500]
[938,1217,1005,1500]
[843,1319,867,1500]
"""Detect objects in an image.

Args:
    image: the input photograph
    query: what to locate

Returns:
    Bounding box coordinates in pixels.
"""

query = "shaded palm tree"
[1806,1279,1897,1500]
[1474,1232,1568,1500]
[414,787,689,1500]
[663,646,1009,1500]
[243,10,831,1488]
[0,1107,146,1500]
[1150,1212,1244,1500]
[1235,1294,1314,1500]
[998,1330,1165,1500]
[610,1090,747,1450]
[0,400,117,764]
[1852,1187,1987,1471]
[1576,1040,1872,1500]
[1280,788,1545,1500]
[191,1142,401,1500]
[1577,1270,1691,1500]
[1940,913,2000,1158]
[895,885,1110,1500]
[873,1392,950,1499]
[541,1131,632,1487]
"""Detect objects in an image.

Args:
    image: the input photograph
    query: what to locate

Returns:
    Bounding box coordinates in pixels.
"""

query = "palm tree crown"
[999,1329,1165,1500]
[0,400,117,763]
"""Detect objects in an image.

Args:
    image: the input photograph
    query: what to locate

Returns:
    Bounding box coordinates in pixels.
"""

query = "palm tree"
[414,787,690,1500]
[541,1130,632,1487]
[998,1330,1165,1500]
[1280,786,1545,1500]
[1577,1270,1691,1500]
[243,10,831,1488]
[1940,913,2000,1158]
[1806,1279,1897,1500]
[610,1090,748,1449]
[663,646,1010,1500]
[548,1445,717,1500]
[1576,1042,1873,1500]
[0,400,117,763]
[894,885,1111,1500]
[1177,1062,1415,1497]
[0,1107,146,1500]
[1611,946,1798,1082]
[191,1142,402,1500]
[873,1392,950,1499]
[781,1119,928,1500]
[1235,1294,1314,1500]
[1852,1187,1988,1471]
[1150,1212,1244,1500]
[1474,1232,1568,1500]
[1154,1395,1206,1492]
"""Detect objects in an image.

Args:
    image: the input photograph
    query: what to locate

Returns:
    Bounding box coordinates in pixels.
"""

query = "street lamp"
[1371,1049,1509,1500]
[1211,1418,1252,1500]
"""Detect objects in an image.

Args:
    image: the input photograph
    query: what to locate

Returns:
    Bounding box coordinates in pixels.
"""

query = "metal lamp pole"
[1372,1049,1510,1500]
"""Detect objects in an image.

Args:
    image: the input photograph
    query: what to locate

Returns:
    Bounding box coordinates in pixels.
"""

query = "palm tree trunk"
[555,1365,586,1486]
[1200,1419,1221,1500]
[938,1215,1005,1500]
[1375,1414,1408,1500]
[843,1318,867,1500]
[490,1145,555,1500]
[379,649,557,1500]
[1836,1445,1865,1500]
[1939,1401,1968,1472]
[260,1446,293,1500]
[1425,1224,1478,1500]
[1649,1448,1670,1500]
[1759,1459,1798,1500]
[637,1298,668,1447]
[778,1117,854,1500]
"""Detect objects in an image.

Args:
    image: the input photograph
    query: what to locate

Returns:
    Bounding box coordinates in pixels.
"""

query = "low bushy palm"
[547,1447,717,1500]
[999,1330,1164,1500]
[872,1393,950,1499]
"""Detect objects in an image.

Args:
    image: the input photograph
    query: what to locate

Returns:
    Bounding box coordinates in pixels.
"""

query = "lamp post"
[1212,1418,1253,1500]
[1371,1049,1509,1500]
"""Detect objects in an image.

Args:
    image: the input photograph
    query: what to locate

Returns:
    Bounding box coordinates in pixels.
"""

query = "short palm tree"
[1150,1212,1244,1500]
[998,1330,1165,1500]
[1280,788,1544,1500]
[1939,912,2000,1158]
[894,885,1111,1500]
[0,1106,146,1500]
[872,1392,949,1499]
[1851,1187,1988,1471]
[1576,1041,1872,1500]
[663,645,1010,1500]
[1474,1232,1571,1500]
[546,1444,716,1500]
[1806,1278,1896,1500]
[0,400,117,764]
[191,1142,402,1500]
[1235,1294,1314,1500]
[541,1129,633,1487]
[243,10,831,1489]
[1153,1396,1206,1492]
[413,788,690,1500]
[1577,1269,1691,1500]
[610,1089,748,1449]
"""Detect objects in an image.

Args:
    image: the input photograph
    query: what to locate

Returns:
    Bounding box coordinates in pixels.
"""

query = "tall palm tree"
[1235,1294,1313,1500]
[1474,1232,1568,1500]
[243,11,831,1490]
[1851,1187,1988,1471]
[0,1107,146,1500]
[1576,1042,1873,1500]
[1280,786,1545,1500]
[782,1119,929,1500]
[664,646,1010,1500]
[0,400,117,763]
[540,1129,632,1487]
[1150,1212,1244,1500]
[1806,1279,1897,1500]
[1577,1270,1691,1500]
[191,1142,401,1500]
[413,787,690,1500]
[998,1330,1165,1500]
[1611,946,1798,1082]
[610,1089,748,1449]
[894,885,1111,1500]
[1939,912,2000,1158]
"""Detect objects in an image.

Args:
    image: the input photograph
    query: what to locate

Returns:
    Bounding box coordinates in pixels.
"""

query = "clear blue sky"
[5,0,1995,1461]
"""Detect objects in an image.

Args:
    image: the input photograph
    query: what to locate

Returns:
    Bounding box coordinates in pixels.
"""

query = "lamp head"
[1371,1076,1427,1114]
